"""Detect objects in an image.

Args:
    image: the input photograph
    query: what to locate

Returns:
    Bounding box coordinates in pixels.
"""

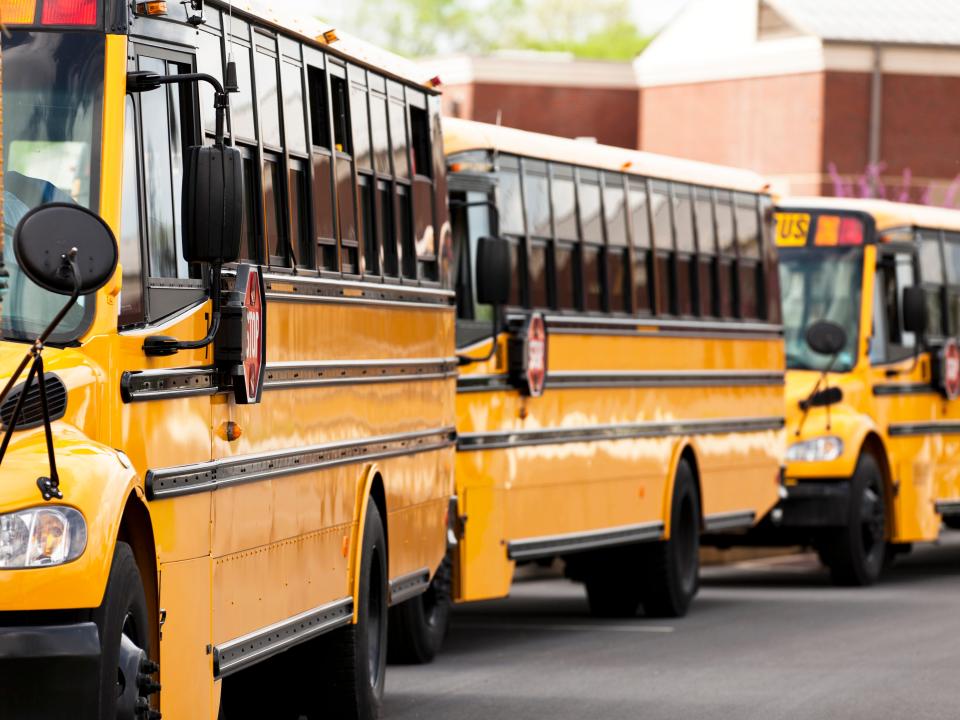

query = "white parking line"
[454,622,675,634]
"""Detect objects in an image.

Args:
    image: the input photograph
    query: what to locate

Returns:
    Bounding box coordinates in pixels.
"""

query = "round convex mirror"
[805,319,847,356]
[14,203,119,296]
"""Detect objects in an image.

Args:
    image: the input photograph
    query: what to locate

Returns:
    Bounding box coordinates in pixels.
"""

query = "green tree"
[332,0,649,61]
[337,0,524,58]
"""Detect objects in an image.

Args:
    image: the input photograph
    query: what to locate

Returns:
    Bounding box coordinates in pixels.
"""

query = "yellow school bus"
[0,2,461,718]
[388,118,786,657]
[758,197,960,585]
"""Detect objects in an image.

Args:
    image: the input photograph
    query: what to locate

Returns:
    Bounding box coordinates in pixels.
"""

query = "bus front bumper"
[772,480,851,528]
[0,621,101,720]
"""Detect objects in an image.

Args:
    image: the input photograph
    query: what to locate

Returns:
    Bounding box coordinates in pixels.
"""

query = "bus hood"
[784,368,871,476]
[0,341,102,468]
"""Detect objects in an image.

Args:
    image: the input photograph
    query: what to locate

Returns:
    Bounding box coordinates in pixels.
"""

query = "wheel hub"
[116,633,161,720]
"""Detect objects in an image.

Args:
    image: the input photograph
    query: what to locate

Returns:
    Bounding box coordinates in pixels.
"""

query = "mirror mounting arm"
[142,265,222,357]
[0,249,83,501]
[457,305,502,366]
[126,71,232,147]
[128,72,239,357]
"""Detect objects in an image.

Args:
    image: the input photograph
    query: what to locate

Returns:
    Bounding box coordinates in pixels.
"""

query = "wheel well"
[369,472,388,558]
[678,445,704,527]
[117,493,159,656]
[860,431,894,528]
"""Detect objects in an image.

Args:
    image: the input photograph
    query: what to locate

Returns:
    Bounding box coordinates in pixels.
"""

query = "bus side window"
[132,50,206,322]
[734,192,763,320]
[522,159,551,309]
[409,91,438,282]
[578,169,604,312]
[603,172,629,314]
[694,186,717,317]
[943,231,960,335]
[918,229,945,337]
[496,155,524,307]
[873,252,918,363]
[715,190,737,319]
[671,183,695,316]
[627,178,652,315]
[306,61,339,272]
[649,181,673,315]
[551,164,578,310]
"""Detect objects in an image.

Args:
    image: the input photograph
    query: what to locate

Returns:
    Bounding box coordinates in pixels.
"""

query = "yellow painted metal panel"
[159,556,214,720]
[454,328,784,603]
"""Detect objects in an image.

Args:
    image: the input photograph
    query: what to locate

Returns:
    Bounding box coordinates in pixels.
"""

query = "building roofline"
[426,53,640,89]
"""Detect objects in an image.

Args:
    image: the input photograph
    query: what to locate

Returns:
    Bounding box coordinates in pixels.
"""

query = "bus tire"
[93,541,158,720]
[324,502,388,720]
[387,554,452,664]
[822,453,886,586]
[638,459,700,618]
[585,567,642,618]
[943,515,960,530]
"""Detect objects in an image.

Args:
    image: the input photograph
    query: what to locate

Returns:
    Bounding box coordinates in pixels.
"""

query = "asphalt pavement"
[384,534,960,719]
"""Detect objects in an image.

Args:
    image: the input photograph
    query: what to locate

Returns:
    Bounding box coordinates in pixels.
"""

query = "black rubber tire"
[93,541,154,720]
[322,503,388,720]
[821,453,887,586]
[584,547,643,618]
[943,515,960,530]
[638,459,701,618]
[387,554,452,664]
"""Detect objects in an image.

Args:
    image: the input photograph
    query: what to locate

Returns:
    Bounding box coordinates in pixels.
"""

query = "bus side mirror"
[903,286,927,336]
[15,203,118,296]
[805,319,847,356]
[182,145,243,265]
[475,236,511,307]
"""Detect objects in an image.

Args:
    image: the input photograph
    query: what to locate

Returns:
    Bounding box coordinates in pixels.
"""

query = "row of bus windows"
[194,10,441,285]
[473,154,778,320]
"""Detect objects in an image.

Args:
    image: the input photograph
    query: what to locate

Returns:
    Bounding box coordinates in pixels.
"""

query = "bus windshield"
[2,30,104,343]
[779,247,863,372]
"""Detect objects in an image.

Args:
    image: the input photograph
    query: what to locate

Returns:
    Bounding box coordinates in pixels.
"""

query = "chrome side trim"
[935,499,960,516]
[456,374,512,393]
[147,427,456,499]
[388,567,431,606]
[457,416,784,451]
[703,510,756,532]
[256,273,455,309]
[457,370,784,393]
[507,521,664,561]
[265,357,458,389]
[213,597,353,678]
[120,368,219,403]
[873,383,936,397]
[507,313,783,339]
[888,421,960,437]
[122,358,456,402]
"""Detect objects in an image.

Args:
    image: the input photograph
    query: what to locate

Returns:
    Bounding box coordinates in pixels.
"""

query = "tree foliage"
[331,0,650,60]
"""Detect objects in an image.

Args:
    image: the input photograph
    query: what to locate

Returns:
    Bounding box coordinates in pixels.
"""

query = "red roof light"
[41,0,97,25]
[837,217,863,245]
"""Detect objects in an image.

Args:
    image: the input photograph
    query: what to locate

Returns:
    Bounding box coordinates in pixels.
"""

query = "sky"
[262,0,690,36]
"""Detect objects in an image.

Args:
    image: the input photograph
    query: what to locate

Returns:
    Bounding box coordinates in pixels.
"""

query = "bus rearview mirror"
[805,319,847,357]
[476,236,511,307]
[903,286,927,336]
[182,144,243,265]
[14,203,118,296]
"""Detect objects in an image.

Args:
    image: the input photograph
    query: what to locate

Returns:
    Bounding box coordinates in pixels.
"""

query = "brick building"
[429,0,960,203]
[431,52,641,149]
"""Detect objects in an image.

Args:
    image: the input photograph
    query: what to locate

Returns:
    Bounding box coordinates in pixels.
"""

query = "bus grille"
[0,374,68,431]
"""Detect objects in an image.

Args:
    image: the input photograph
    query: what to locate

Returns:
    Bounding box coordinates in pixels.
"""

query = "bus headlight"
[0,506,87,568]
[786,436,844,463]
